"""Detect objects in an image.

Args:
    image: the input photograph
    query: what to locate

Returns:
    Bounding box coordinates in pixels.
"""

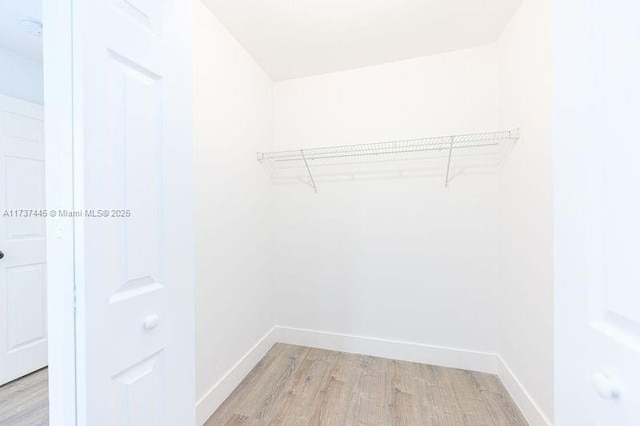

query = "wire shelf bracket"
[300,149,317,193]
[444,136,455,187]
[257,129,519,191]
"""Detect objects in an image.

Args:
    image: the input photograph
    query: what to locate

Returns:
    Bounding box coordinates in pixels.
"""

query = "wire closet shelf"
[257,129,519,191]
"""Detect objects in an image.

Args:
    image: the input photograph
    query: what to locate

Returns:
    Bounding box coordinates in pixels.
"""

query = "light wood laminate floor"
[0,368,48,426]
[206,344,527,426]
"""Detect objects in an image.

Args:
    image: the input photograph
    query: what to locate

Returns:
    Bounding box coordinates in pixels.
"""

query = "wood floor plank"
[386,359,421,426]
[307,348,359,426]
[266,347,337,425]
[222,413,267,426]
[446,368,500,426]
[250,345,310,421]
[345,355,386,426]
[0,368,49,426]
[227,344,309,420]
[473,372,529,426]
[206,344,528,426]
[415,364,467,425]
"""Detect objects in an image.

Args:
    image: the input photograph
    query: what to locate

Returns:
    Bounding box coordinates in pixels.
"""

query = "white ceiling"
[0,0,42,62]
[0,0,521,77]
[202,0,522,81]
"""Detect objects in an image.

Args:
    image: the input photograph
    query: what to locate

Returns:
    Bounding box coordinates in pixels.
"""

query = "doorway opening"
[0,1,49,423]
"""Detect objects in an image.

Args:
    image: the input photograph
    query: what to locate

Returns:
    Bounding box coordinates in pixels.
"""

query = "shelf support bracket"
[300,149,317,193]
[445,136,454,187]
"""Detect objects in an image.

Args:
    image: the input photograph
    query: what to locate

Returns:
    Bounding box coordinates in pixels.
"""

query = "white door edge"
[43,0,78,424]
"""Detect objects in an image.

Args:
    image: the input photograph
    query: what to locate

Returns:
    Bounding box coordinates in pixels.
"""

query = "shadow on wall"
[258,135,517,190]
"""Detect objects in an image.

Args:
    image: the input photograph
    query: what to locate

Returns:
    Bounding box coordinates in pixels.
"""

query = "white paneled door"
[0,94,47,386]
[586,0,640,423]
[72,0,195,424]
[555,0,640,424]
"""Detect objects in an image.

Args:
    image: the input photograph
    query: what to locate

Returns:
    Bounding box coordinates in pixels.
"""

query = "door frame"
[43,0,77,424]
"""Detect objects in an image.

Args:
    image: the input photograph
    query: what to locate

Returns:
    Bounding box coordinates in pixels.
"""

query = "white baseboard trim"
[280,327,553,425]
[195,326,551,426]
[278,326,498,374]
[497,356,552,426]
[195,326,280,425]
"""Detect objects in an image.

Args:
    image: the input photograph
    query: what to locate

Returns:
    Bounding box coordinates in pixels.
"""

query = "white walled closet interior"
[194,0,553,424]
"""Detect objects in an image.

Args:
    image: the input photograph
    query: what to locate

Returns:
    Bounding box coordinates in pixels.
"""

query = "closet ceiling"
[202,0,522,80]
[0,0,42,62]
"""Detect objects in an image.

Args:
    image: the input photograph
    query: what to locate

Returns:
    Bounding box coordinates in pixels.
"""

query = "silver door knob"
[592,372,620,400]
[143,315,160,331]
[0,251,4,259]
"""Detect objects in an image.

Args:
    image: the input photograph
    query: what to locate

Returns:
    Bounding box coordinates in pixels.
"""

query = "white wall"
[0,46,43,104]
[272,46,504,356]
[497,0,554,422]
[193,0,275,418]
